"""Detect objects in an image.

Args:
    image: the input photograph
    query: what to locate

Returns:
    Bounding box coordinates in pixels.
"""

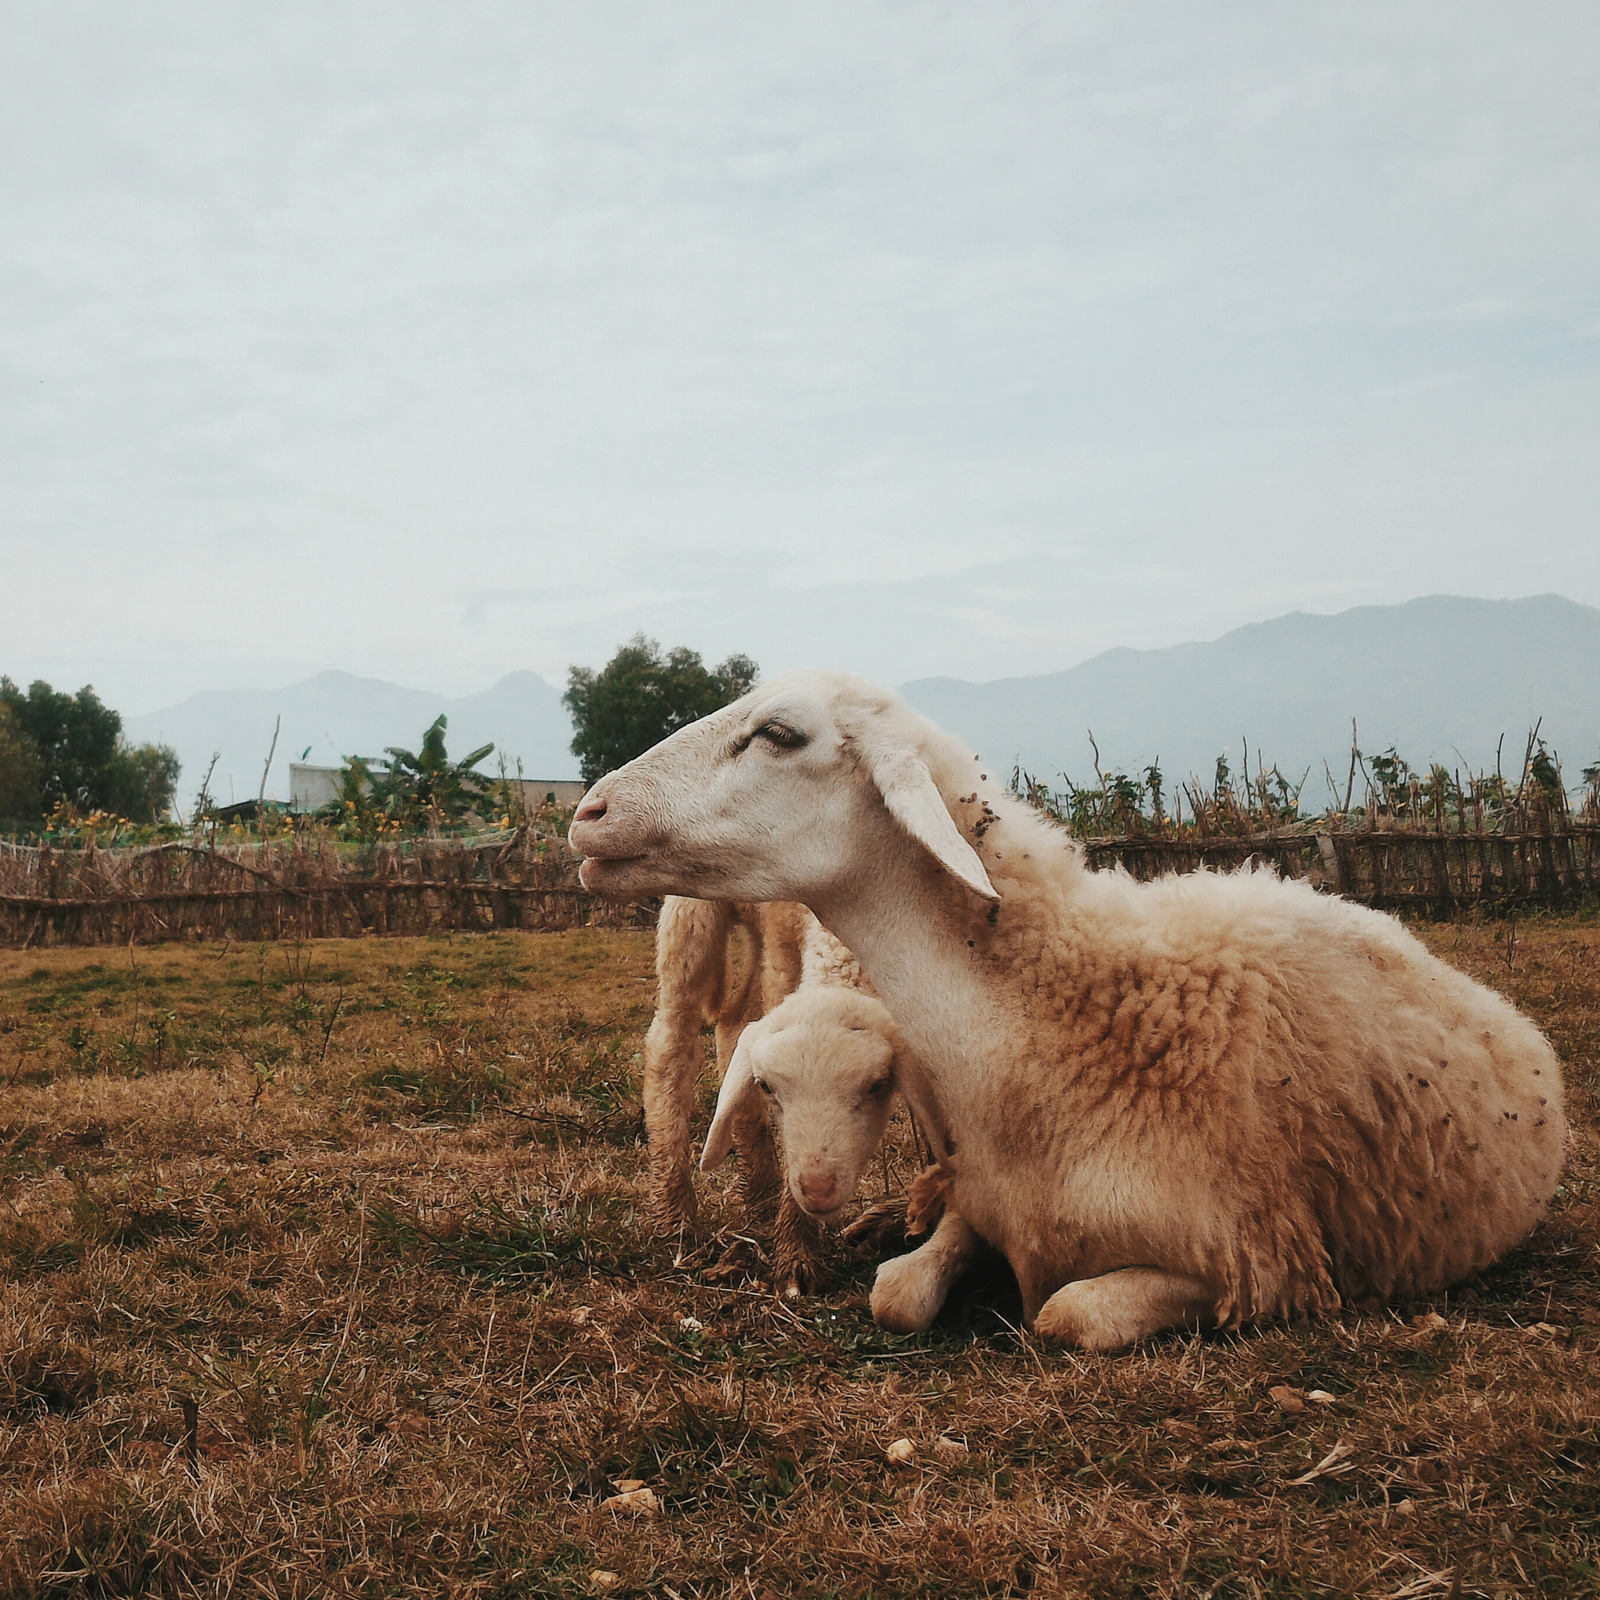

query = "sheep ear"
[701,1032,762,1171]
[863,743,999,904]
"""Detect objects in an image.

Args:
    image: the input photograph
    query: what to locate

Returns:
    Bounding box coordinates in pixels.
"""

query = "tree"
[0,677,179,822]
[0,703,44,825]
[1,678,121,809]
[105,741,183,823]
[563,636,758,785]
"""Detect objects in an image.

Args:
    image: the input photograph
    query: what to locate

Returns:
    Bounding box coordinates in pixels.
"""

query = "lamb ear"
[701,1031,762,1172]
[863,743,999,904]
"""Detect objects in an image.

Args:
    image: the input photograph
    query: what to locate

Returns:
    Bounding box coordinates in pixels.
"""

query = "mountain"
[900,595,1600,805]
[125,670,577,811]
[122,594,1600,815]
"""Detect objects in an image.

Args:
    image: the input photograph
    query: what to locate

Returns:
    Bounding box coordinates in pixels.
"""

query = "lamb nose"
[574,796,607,822]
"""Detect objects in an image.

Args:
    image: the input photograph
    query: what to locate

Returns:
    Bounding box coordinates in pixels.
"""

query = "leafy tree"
[0,703,44,824]
[1,678,121,809]
[564,635,759,784]
[0,677,179,822]
[105,742,183,823]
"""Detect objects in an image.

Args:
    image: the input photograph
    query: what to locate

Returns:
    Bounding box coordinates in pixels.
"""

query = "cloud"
[1,2,1597,713]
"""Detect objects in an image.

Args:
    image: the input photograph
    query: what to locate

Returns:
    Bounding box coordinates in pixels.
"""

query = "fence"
[1080,800,1600,910]
[0,828,653,950]
[3,800,1597,951]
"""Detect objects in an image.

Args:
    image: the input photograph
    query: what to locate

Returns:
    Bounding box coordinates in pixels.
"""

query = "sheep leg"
[870,1211,979,1334]
[1032,1268,1214,1352]
[642,1003,709,1229]
[730,1104,784,1224]
[643,899,734,1231]
[710,920,766,1080]
[701,1107,808,1290]
[772,1187,824,1299]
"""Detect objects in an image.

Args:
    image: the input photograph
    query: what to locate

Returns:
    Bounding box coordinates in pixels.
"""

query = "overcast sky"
[4,2,1598,714]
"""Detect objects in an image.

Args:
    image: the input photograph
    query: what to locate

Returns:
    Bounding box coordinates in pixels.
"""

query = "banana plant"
[337,717,495,834]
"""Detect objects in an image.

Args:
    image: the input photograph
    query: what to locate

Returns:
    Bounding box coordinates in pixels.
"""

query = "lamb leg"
[772,1186,824,1298]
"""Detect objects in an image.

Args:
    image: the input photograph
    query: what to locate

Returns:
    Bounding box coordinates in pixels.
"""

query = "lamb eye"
[868,1079,891,1099]
[755,721,807,750]
[755,1079,774,1096]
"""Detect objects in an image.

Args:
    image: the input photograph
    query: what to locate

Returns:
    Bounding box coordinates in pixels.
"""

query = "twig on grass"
[302,1184,367,1464]
[318,988,345,1064]
[1286,1438,1356,1486]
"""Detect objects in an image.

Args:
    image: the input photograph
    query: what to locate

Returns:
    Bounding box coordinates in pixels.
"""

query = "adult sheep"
[643,896,805,1226]
[571,671,1566,1350]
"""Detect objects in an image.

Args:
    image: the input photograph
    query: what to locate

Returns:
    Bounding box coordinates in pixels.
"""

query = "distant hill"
[121,594,1600,816]
[125,670,577,812]
[901,595,1600,805]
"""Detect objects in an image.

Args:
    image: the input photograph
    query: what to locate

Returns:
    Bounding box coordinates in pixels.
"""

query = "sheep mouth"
[576,855,647,891]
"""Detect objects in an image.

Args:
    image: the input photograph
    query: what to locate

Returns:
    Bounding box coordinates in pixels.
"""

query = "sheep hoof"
[1033,1269,1214,1352]
[649,1185,699,1234]
[774,1253,824,1299]
[870,1252,946,1334]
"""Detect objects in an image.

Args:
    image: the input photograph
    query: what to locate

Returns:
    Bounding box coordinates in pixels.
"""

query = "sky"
[3,2,1599,715]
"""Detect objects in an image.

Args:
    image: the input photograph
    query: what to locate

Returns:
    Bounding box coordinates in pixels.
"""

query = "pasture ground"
[0,914,1596,1599]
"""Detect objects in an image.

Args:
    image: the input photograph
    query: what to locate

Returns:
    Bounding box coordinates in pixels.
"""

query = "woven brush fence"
[5,796,1597,951]
[0,829,654,950]
[1084,799,1600,910]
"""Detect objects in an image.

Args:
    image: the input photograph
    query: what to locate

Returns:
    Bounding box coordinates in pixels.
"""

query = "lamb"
[642,895,805,1225]
[701,984,905,1221]
[641,896,823,1290]
[646,896,944,1295]
[570,670,1567,1350]
[699,923,977,1328]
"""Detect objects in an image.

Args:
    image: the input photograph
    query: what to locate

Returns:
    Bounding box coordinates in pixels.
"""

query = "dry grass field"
[1,913,1596,1598]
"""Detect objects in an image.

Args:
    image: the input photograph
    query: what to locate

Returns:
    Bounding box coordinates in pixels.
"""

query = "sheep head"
[568,669,997,909]
[700,987,906,1220]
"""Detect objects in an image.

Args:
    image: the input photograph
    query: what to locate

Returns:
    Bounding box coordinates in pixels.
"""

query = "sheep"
[701,984,905,1221]
[642,896,824,1290]
[643,895,804,1224]
[570,670,1567,1350]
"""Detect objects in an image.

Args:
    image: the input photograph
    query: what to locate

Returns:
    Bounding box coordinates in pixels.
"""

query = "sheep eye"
[755,1078,774,1095]
[868,1079,891,1099]
[754,721,808,750]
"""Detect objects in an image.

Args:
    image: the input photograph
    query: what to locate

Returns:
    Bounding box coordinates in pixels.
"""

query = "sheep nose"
[574,795,607,823]
[798,1173,840,1212]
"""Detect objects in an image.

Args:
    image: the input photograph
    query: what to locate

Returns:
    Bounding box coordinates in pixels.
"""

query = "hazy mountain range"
[122,594,1600,812]
[903,594,1600,804]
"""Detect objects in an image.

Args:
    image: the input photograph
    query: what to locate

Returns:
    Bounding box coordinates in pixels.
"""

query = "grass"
[0,916,1597,1598]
